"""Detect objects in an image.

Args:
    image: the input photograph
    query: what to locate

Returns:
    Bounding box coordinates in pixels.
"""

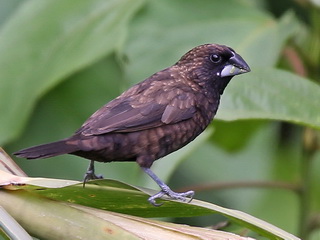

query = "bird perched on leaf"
[14,44,250,206]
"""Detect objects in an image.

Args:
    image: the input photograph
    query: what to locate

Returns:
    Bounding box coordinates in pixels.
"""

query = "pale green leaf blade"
[125,1,298,84]
[217,68,320,129]
[0,190,140,240]
[0,189,254,240]
[0,0,144,145]
[0,176,299,240]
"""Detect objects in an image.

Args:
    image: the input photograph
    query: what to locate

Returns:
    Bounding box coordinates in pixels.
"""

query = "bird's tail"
[14,139,78,160]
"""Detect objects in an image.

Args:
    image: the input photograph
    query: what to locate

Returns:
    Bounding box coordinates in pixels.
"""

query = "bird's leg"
[141,167,194,206]
[83,160,103,187]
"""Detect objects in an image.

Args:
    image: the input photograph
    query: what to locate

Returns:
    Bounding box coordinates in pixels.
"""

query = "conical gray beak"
[220,52,251,77]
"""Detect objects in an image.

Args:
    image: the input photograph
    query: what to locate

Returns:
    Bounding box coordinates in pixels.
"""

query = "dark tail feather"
[14,139,78,160]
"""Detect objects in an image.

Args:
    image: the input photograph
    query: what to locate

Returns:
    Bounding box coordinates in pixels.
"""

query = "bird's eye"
[210,54,221,63]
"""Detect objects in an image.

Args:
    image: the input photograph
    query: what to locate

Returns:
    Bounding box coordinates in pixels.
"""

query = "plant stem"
[299,151,311,239]
[299,128,317,239]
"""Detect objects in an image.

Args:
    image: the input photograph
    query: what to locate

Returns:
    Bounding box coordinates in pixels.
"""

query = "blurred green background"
[1,0,320,239]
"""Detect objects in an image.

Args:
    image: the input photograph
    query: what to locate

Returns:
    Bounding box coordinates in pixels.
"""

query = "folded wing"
[79,85,197,136]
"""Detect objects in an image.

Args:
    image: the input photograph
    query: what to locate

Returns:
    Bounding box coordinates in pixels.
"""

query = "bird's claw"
[148,189,195,207]
[83,169,103,187]
[84,171,103,181]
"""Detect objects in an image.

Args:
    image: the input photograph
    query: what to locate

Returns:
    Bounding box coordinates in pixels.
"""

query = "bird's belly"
[131,118,207,163]
[76,117,207,165]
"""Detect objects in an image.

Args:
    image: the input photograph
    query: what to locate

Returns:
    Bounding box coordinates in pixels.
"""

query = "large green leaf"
[0,177,300,240]
[6,55,126,180]
[217,68,320,129]
[0,0,144,145]
[0,148,300,239]
[0,189,257,240]
[124,1,298,84]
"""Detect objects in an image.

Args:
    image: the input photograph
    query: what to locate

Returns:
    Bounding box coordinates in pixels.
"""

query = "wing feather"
[79,75,198,136]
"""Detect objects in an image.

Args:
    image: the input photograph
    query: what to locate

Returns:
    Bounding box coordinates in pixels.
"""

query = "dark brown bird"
[14,44,250,206]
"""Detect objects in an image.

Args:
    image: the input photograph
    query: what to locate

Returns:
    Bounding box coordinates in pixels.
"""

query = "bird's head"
[177,44,250,95]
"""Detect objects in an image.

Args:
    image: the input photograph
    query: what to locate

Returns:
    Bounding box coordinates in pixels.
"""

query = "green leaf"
[0,0,145,145]
[0,190,141,240]
[0,0,22,27]
[210,120,265,151]
[0,152,300,240]
[6,55,126,180]
[0,178,300,240]
[216,68,320,129]
[124,1,298,84]
[0,189,256,240]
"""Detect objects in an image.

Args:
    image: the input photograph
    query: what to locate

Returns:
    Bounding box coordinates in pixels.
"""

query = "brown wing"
[79,76,197,136]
